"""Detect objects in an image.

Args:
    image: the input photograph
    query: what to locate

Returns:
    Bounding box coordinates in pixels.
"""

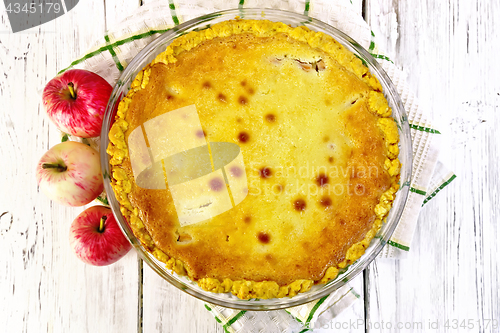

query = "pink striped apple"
[42,69,113,138]
[36,141,103,206]
[70,206,132,266]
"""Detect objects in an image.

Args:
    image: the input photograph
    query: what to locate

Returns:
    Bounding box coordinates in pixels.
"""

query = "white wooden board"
[365,0,500,332]
[2,0,498,332]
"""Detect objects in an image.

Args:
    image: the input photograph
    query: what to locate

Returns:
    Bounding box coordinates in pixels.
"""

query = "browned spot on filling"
[273,184,284,194]
[316,173,329,187]
[355,184,365,194]
[230,166,243,177]
[270,57,283,64]
[265,114,276,123]
[177,233,192,242]
[328,156,334,163]
[238,131,249,143]
[296,60,313,72]
[202,81,211,89]
[244,216,252,224]
[238,96,248,105]
[209,178,224,191]
[247,87,255,95]
[195,129,206,138]
[295,59,326,72]
[260,167,272,178]
[257,232,271,244]
[323,136,329,142]
[240,80,247,87]
[339,219,346,226]
[325,99,332,106]
[166,94,174,100]
[226,235,230,242]
[320,196,332,207]
[236,117,242,123]
[316,59,326,71]
[294,199,306,211]
[218,93,227,102]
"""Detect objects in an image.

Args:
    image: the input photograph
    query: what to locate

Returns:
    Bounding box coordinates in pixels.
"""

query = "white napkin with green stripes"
[204,283,362,332]
[61,0,455,331]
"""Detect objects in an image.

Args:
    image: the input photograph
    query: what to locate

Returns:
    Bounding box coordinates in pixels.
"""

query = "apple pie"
[107,19,400,299]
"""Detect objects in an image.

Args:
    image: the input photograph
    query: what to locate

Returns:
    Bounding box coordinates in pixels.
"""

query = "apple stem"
[67,82,76,99]
[99,216,107,233]
[42,163,67,172]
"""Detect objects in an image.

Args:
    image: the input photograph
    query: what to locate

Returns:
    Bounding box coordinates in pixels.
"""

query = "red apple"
[70,206,132,266]
[36,141,103,206]
[42,69,113,138]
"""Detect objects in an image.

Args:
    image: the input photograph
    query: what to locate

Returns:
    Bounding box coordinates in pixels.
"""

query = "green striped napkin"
[59,0,455,331]
[204,284,361,332]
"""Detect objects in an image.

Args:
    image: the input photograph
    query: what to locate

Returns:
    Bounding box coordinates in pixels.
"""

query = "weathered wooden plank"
[365,0,500,332]
[104,0,142,30]
[142,264,225,333]
[0,1,139,332]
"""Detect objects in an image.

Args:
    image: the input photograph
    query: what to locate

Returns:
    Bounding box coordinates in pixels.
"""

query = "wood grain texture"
[0,1,139,332]
[104,0,142,31]
[5,0,496,332]
[142,265,225,333]
[365,0,500,332]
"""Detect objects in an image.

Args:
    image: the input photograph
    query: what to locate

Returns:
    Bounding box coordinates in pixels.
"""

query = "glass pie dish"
[100,8,412,310]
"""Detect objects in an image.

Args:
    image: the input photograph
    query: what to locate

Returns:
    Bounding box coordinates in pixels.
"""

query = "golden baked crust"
[107,19,400,299]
